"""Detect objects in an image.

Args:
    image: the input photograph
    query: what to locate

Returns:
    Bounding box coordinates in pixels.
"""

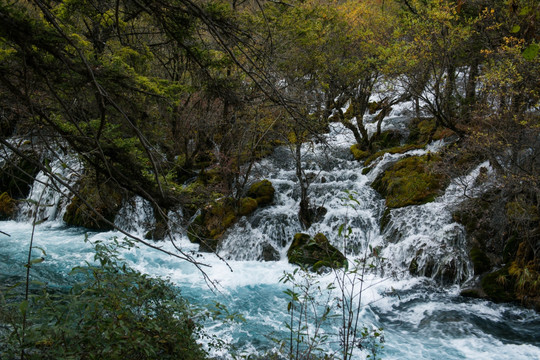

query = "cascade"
[218,113,476,284]
[15,151,82,223]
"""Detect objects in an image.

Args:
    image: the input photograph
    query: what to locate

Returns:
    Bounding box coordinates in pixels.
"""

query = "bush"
[0,238,207,360]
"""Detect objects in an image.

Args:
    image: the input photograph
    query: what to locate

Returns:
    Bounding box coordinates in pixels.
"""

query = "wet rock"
[247,179,275,206]
[63,173,125,231]
[287,233,346,272]
[260,242,280,261]
[0,151,41,199]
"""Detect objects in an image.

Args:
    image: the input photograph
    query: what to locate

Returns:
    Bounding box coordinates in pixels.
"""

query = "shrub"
[0,238,207,360]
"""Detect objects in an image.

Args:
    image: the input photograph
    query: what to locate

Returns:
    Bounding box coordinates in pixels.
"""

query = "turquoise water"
[1,221,540,359]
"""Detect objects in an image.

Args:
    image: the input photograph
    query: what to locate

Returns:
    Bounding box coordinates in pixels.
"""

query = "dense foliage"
[0,238,207,359]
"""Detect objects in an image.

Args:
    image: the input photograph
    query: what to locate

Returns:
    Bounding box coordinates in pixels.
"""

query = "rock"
[187,200,237,252]
[260,242,280,261]
[372,154,446,208]
[63,174,125,231]
[350,144,369,161]
[287,233,347,272]
[238,197,258,216]
[247,180,275,206]
[470,247,491,274]
[0,152,41,199]
[480,266,516,303]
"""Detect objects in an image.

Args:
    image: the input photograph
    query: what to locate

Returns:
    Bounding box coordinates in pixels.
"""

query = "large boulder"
[372,154,446,208]
[246,179,275,206]
[63,175,125,231]
[287,233,347,272]
[187,181,275,252]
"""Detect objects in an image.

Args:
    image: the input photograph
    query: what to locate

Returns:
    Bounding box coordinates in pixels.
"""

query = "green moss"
[238,197,258,216]
[350,144,369,161]
[364,144,424,166]
[481,266,516,303]
[361,167,372,175]
[470,247,491,274]
[372,154,446,208]
[0,192,15,219]
[63,175,124,230]
[247,179,275,206]
[287,233,347,272]
[370,130,402,151]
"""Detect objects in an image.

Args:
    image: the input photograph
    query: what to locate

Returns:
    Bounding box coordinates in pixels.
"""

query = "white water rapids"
[1,105,540,359]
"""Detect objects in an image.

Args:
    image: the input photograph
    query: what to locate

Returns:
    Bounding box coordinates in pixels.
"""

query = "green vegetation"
[63,173,125,230]
[0,239,207,360]
[246,179,276,207]
[0,191,14,219]
[372,155,446,208]
[0,0,538,313]
[188,180,276,251]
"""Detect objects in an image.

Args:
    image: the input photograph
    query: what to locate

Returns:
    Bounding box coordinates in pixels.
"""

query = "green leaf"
[523,43,539,61]
[31,257,45,264]
[510,25,520,33]
[19,299,28,315]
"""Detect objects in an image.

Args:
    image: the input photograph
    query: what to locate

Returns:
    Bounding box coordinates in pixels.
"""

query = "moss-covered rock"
[407,117,454,145]
[238,197,258,216]
[187,200,236,252]
[287,233,347,272]
[0,192,15,219]
[370,130,403,151]
[364,144,424,166]
[372,154,446,208]
[350,144,369,161]
[187,190,269,252]
[470,247,491,275]
[480,266,516,303]
[247,179,275,206]
[63,175,125,231]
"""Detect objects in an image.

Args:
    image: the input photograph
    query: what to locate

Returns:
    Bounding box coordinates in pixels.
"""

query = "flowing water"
[1,107,540,359]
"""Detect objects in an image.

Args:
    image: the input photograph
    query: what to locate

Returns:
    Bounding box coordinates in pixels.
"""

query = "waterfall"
[218,119,484,284]
[16,151,82,223]
[7,107,483,285]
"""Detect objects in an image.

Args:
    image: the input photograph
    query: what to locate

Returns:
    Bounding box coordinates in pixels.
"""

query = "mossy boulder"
[350,144,369,161]
[63,176,125,231]
[187,200,236,251]
[370,130,403,151]
[407,117,454,145]
[372,154,446,208]
[247,180,275,206]
[238,197,258,216]
[287,233,347,272]
[187,191,269,252]
[470,247,491,275]
[480,267,516,303]
[0,192,15,219]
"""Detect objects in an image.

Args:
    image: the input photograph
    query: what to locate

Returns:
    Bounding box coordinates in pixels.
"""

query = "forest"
[0,0,539,358]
